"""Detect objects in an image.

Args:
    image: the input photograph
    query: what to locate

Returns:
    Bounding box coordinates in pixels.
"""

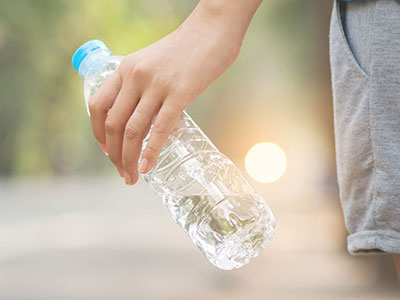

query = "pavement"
[0,176,398,300]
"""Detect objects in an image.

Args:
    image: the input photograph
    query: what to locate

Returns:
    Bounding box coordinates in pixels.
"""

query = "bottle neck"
[78,49,112,77]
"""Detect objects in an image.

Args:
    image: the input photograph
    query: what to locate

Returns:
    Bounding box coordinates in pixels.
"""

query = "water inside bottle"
[81,53,276,270]
[165,193,274,270]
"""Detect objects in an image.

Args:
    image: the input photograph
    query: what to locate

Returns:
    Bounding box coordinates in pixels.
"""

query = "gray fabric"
[340,0,376,74]
[330,0,400,255]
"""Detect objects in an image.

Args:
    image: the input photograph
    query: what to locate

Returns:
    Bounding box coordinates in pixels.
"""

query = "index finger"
[88,71,122,144]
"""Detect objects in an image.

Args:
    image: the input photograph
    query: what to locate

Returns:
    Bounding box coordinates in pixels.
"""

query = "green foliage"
[0,0,190,176]
[0,0,331,177]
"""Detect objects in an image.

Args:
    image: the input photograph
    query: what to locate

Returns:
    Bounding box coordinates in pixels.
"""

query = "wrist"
[199,0,263,18]
[183,0,262,48]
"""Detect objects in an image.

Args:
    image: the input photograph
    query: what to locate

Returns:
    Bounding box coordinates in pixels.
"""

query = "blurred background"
[0,0,399,299]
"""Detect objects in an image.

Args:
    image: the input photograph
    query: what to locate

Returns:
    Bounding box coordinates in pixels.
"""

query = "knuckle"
[170,83,184,95]
[169,81,186,95]
[165,94,187,111]
[133,64,144,75]
[105,118,121,136]
[133,110,148,123]
[124,124,140,140]
[89,95,111,116]
[152,75,168,90]
[152,120,168,135]
[132,65,147,79]
[173,84,196,101]
[120,55,151,83]
[145,143,159,157]
[88,98,98,114]
[120,55,135,71]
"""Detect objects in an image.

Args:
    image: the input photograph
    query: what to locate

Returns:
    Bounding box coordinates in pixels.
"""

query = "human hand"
[88,0,262,185]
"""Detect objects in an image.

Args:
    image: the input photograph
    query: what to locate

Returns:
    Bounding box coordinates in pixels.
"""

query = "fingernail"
[117,167,124,178]
[124,171,133,185]
[138,158,149,173]
[100,143,108,156]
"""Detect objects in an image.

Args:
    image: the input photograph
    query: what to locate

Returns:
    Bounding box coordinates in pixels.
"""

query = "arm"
[89,0,263,185]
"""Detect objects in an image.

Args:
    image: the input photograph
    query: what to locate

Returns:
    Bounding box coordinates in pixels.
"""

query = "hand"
[88,0,262,185]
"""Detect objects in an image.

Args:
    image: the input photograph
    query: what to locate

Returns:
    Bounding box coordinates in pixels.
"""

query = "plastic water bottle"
[72,40,276,270]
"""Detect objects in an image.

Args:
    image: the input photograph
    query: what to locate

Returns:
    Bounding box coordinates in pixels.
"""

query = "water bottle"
[72,40,275,270]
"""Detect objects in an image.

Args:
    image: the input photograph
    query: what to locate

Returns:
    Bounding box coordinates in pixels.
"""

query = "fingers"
[105,83,141,168]
[121,93,161,185]
[88,58,185,185]
[138,100,182,174]
[88,71,122,147]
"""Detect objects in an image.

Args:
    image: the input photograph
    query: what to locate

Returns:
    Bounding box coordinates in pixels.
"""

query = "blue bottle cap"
[72,40,111,73]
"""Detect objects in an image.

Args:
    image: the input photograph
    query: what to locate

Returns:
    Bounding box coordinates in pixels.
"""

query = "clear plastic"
[80,50,276,270]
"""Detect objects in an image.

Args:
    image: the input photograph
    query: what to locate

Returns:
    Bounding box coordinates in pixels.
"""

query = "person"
[87,0,400,280]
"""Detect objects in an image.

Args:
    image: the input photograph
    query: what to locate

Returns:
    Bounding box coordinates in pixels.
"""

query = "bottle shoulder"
[84,55,123,79]
[83,55,123,104]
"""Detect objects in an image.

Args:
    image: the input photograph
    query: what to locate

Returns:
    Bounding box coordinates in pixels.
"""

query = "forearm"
[181,0,263,51]
[90,0,262,181]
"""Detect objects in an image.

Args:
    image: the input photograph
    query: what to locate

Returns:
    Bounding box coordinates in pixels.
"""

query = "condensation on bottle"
[72,40,276,270]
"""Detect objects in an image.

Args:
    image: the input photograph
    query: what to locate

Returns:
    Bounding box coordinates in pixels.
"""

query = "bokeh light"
[245,142,287,184]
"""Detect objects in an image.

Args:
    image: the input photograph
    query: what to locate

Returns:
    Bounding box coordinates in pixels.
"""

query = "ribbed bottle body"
[83,56,275,270]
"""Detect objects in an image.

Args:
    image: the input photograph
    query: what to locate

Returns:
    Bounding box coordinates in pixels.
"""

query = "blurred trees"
[0,0,333,177]
[0,0,188,176]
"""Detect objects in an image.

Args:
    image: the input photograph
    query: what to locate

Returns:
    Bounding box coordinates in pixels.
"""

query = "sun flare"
[245,142,287,184]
